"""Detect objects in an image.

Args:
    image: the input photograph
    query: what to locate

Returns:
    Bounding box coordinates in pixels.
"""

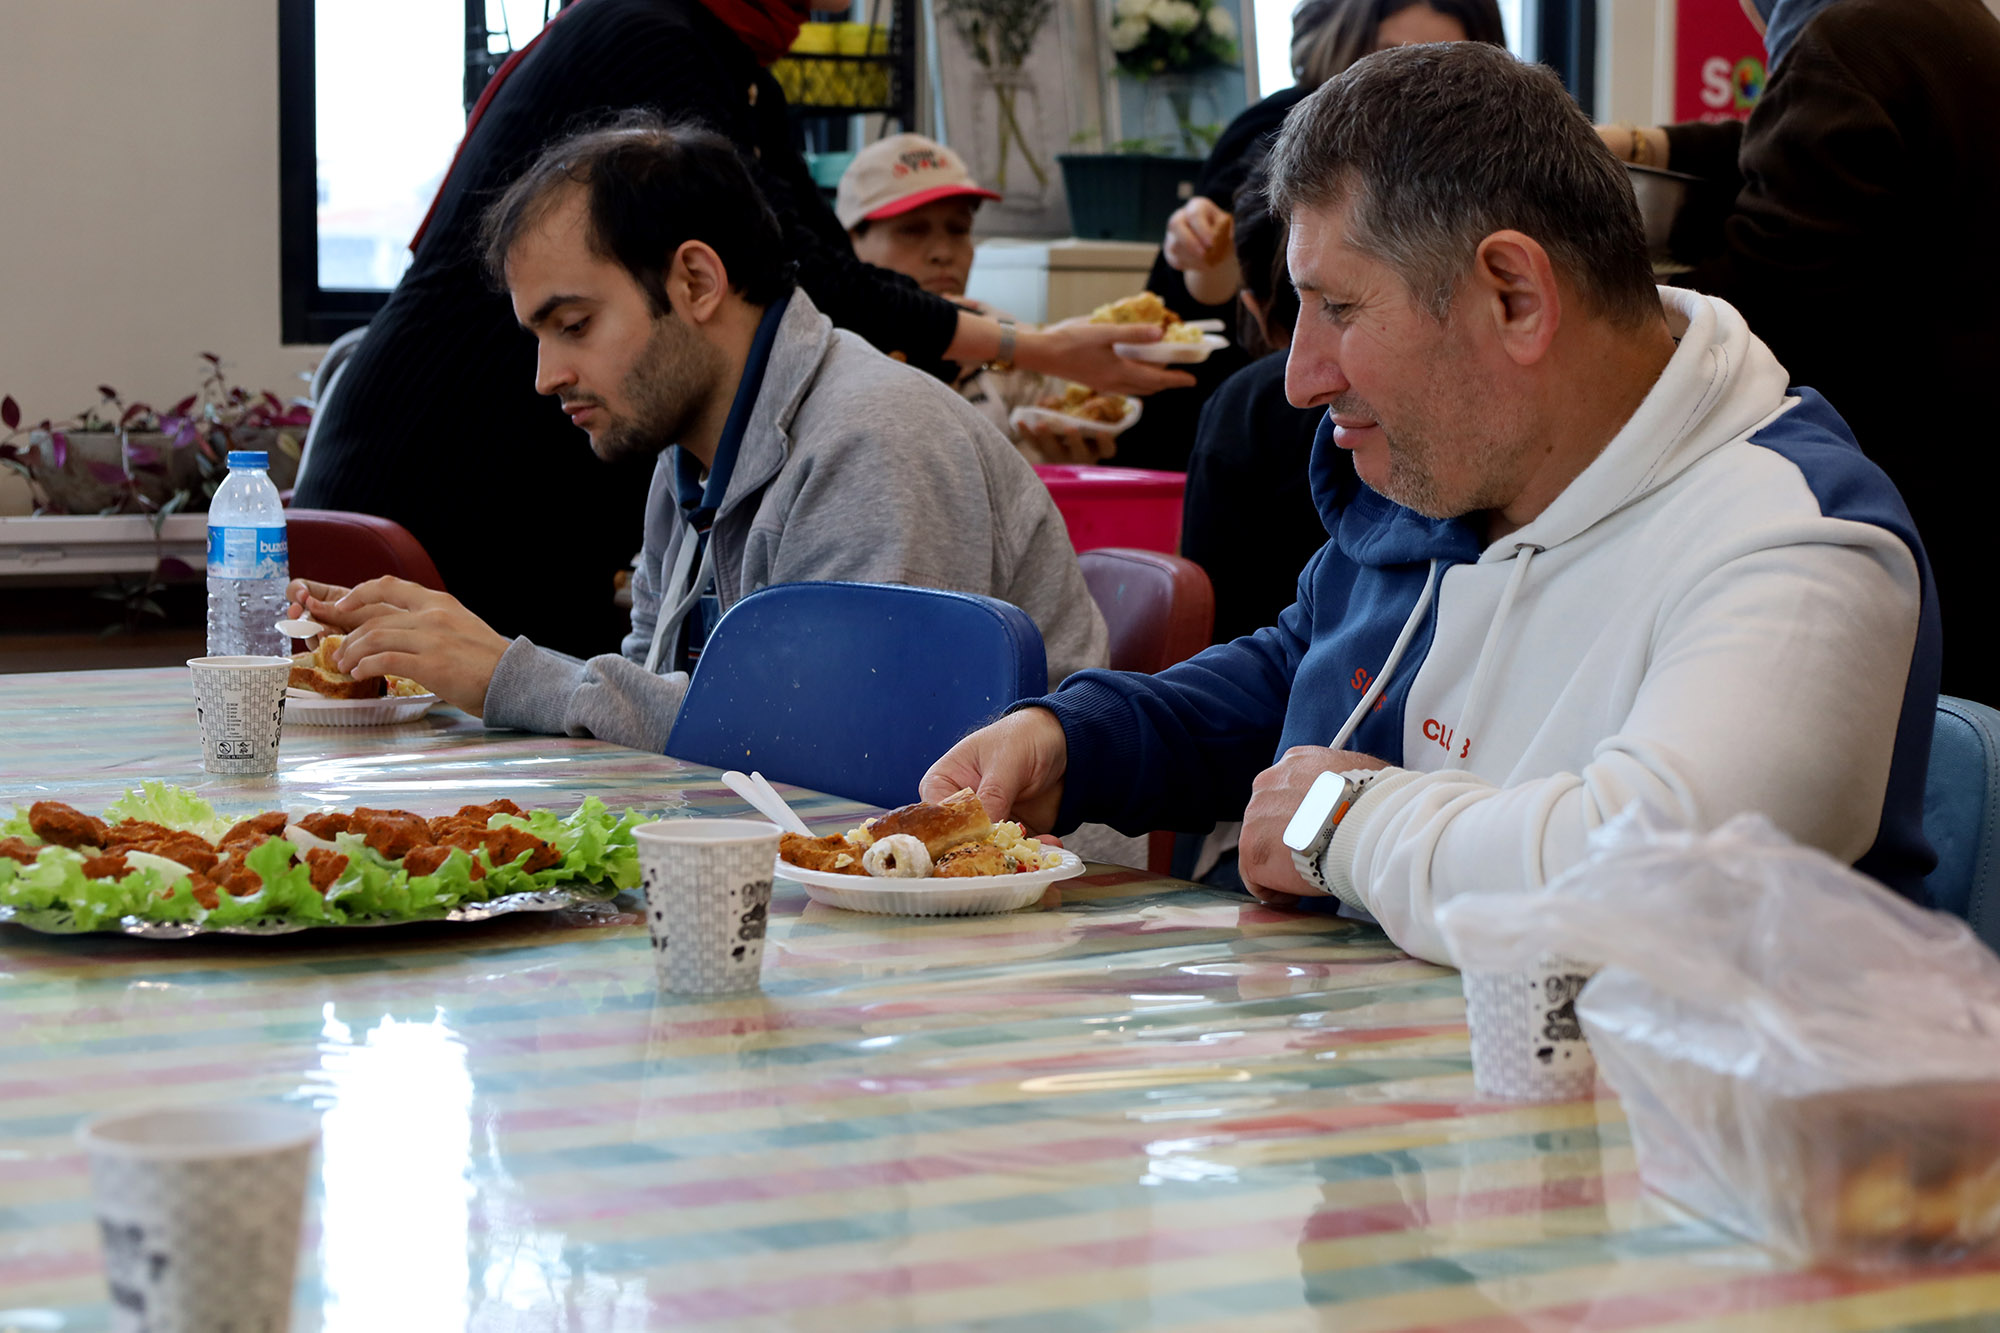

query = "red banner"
[1675,0,1766,122]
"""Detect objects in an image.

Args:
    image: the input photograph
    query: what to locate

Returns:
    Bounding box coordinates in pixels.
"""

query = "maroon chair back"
[1078,547,1214,674]
[1077,548,1216,875]
[285,508,446,592]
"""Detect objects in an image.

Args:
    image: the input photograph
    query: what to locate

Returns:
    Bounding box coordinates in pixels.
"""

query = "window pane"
[314,1,559,292]
[315,1,467,290]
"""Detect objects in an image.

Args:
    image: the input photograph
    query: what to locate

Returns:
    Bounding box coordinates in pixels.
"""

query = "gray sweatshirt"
[483,289,1108,752]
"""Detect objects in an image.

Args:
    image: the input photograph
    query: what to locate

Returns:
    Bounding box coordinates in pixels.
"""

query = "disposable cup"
[186,656,291,776]
[633,819,781,995]
[1463,953,1598,1102]
[78,1101,319,1333]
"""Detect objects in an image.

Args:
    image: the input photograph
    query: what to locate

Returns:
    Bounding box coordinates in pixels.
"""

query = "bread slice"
[289,635,385,700]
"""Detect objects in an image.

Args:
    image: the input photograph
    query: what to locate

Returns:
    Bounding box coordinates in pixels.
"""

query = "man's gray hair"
[1266,42,1657,326]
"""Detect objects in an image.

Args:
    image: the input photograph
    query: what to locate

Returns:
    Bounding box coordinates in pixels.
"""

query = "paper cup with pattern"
[634,818,781,995]
[1463,954,1599,1102]
[78,1101,319,1333]
[186,656,292,776]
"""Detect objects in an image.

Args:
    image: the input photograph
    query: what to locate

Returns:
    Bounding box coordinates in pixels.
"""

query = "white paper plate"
[283,688,441,727]
[774,849,1087,916]
[1009,397,1143,438]
[1113,334,1229,365]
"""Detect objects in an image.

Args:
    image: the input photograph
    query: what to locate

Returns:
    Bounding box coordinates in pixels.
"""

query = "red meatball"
[441,825,558,874]
[296,811,353,839]
[303,848,349,893]
[222,811,289,846]
[28,801,108,850]
[120,833,220,876]
[351,808,435,861]
[102,819,176,848]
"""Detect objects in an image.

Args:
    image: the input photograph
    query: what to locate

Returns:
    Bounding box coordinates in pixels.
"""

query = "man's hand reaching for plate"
[920,707,1069,833]
[285,576,510,717]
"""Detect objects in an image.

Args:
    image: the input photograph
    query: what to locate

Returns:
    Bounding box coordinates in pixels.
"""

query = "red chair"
[1035,464,1186,555]
[1079,546,1214,674]
[1077,548,1215,871]
[285,508,446,592]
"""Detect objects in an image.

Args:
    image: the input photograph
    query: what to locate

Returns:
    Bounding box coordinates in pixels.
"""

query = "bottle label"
[207,525,288,579]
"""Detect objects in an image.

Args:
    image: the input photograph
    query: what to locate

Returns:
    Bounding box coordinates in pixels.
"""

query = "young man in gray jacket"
[285,120,1107,753]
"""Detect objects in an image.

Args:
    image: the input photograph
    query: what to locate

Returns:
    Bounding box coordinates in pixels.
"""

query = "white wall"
[0,1,322,426]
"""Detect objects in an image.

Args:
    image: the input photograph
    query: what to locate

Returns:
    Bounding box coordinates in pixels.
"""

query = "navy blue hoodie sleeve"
[1030,553,1323,836]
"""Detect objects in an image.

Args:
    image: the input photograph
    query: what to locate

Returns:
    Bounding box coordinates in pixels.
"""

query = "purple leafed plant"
[0,353,312,518]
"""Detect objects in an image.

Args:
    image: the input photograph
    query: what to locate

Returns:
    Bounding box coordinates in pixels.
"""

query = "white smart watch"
[1281,770,1376,893]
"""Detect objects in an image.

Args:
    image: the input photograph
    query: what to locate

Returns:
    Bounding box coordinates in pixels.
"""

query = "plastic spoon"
[720,770,813,836]
[275,617,326,639]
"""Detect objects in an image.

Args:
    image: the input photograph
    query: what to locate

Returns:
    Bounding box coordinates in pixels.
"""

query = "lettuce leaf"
[200,838,335,928]
[0,846,195,931]
[495,796,642,892]
[102,781,233,842]
[0,809,33,840]
[324,838,436,920]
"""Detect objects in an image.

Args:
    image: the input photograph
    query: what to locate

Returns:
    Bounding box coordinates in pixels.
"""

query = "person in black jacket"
[1108,0,1505,473]
[297,0,1187,656]
[1598,0,2000,702]
[1180,168,1338,644]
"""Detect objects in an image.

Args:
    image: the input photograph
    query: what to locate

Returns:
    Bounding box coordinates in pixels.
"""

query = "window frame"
[280,0,544,344]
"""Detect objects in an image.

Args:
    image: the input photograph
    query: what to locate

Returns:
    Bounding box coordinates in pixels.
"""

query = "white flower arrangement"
[1107,0,1239,77]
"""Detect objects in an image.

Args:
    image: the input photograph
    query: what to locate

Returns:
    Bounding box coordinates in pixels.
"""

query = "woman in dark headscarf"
[1092,0,1505,472]
[1602,0,2000,702]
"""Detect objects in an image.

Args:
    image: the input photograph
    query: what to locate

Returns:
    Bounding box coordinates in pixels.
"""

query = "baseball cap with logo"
[835,133,1002,230]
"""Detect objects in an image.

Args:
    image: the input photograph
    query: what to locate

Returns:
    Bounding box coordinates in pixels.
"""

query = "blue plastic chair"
[1921,695,2000,951]
[665,581,1048,809]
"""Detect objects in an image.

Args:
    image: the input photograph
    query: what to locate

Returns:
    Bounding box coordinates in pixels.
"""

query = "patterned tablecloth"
[2,669,1997,1331]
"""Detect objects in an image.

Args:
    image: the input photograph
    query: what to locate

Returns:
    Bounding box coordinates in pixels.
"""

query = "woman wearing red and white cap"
[838,135,1091,460]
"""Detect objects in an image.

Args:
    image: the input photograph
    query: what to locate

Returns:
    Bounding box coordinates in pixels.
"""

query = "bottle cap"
[226,451,270,470]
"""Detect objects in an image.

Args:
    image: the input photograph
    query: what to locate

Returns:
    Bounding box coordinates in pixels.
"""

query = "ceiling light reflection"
[316,1010,473,1333]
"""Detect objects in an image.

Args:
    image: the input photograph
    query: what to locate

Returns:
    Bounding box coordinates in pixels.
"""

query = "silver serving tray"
[0,885,625,939]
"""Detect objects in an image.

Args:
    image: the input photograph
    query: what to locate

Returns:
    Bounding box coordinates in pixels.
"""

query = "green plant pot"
[1058,153,1205,243]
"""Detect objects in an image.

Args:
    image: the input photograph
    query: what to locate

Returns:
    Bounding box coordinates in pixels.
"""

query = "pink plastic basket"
[1034,465,1185,555]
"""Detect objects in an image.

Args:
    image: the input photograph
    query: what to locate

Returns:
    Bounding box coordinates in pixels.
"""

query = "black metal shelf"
[780,0,918,130]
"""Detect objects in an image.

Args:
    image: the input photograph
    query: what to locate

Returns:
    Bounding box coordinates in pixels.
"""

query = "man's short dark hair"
[1266,43,1657,327]
[480,115,794,312]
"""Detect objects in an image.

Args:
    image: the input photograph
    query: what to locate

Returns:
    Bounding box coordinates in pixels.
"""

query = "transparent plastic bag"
[1434,808,2000,1267]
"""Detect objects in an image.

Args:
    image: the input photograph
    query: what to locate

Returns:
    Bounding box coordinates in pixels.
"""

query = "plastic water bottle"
[205,450,290,657]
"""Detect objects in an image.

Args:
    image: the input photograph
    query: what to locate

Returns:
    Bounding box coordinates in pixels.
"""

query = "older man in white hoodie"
[922,42,1943,966]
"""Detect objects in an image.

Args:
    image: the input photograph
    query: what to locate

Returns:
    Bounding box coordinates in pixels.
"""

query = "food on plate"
[779,832,869,875]
[862,834,931,878]
[1086,292,1207,343]
[1800,1082,2000,1255]
[0,782,642,930]
[864,788,993,857]
[289,635,427,700]
[777,788,1061,880]
[1035,383,1130,425]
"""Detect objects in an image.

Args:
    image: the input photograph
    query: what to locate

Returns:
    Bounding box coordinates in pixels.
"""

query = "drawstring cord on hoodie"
[1331,559,1441,749]
[1327,543,1541,763]
[1453,543,1540,762]
[642,525,718,675]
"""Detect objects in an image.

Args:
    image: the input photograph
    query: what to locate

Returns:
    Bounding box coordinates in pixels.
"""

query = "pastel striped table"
[2,668,1997,1331]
